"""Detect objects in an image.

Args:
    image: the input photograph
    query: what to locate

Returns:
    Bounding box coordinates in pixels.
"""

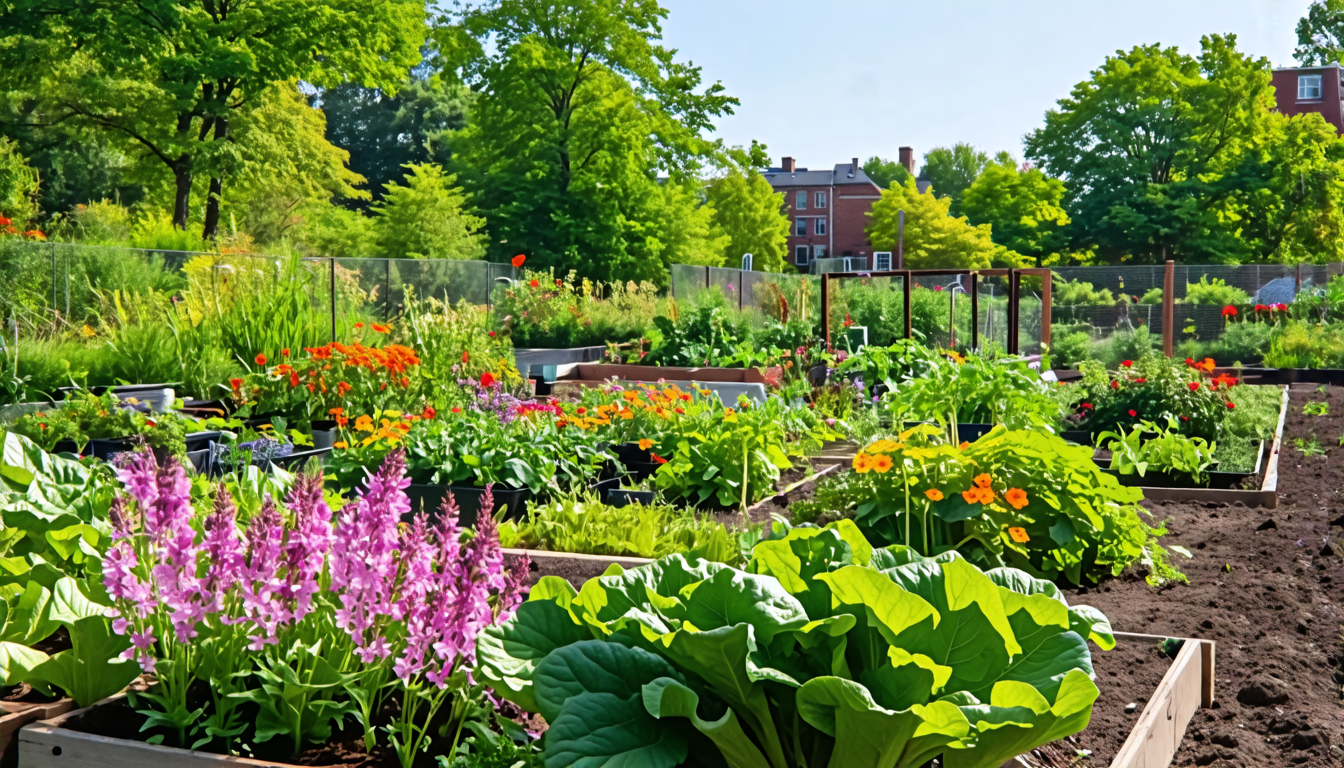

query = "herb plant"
[1096,418,1217,485]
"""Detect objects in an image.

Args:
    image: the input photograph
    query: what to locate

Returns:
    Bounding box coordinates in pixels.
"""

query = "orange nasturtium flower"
[853,453,873,474]
[1005,488,1028,510]
[958,441,970,451]
[973,473,992,489]
[871,454,893,473]
[511,254,526,268]
[1008,527,1030,543]
[925,488,944,501]
[961,488,981,504]
[976,486,994,504]
[354,415,374,432]
[255,353,267,366]
[371,323,390,334]
[638,438,654,451]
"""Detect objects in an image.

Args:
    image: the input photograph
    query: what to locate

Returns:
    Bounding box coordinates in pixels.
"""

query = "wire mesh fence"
[671,263,820,328]
[0,240,518,340]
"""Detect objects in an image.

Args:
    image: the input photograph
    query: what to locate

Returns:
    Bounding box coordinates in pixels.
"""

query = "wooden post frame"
[1106,632,1217,768]
[819,268,1049,353]
[1163,260,1175,357]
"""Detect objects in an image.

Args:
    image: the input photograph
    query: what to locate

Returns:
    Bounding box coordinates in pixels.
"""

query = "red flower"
[1188,382,1200,391]
[1128,409,1137,417]
[451,407,462,414]
[1110,380,1119,389]
[1133,378,1146,383]
[1254,304,1268,312]
[371,323,390,334]
[652,453,668,464]
[1121,360,1132,368]
[255,353,267,366]
[289,372,301,387]
[146,419,157,427]
[354,322,364,329]
[1226,402,1235,409]
[281,348,290,356]
[675,407,685,414]
[1221,305,1238,317]
[1080,402,1093,409]
[843,313,853,328]
[1180,415,1189,421]
[462,350,470,364]
[511,254,526,268]
[480,372,495,388]
[337,381,351,396]
[529,279,540,288]
[488,331,496,338]
[229,377,243,390]
[1185,357,1195,366]
[555,278,562,286]
[423,405,436,420]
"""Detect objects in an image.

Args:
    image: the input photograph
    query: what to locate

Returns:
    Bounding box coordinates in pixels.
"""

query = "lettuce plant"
[478,523,1112,768]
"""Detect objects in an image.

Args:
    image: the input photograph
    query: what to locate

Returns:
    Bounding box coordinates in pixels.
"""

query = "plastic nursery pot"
[50,439,86,457]
[1207,440,1264,490]
[88,437,170,465]
[607,488,656,508]
[404,484,531,527]
[308,420,339,451]
[266,447,332,473]
[614,442,654,465]
[956,423,995,443]
[589,476,622,503]
[184,431,223,453]
[623,460,662,483]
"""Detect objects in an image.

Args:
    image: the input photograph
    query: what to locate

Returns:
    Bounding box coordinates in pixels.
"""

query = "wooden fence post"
[902,272,913,340]
[1163,260,1175,357]
[1041,270,1052,351]
[821,274,832,350]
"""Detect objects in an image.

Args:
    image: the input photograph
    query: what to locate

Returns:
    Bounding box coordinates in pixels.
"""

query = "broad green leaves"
[478,525,1110,768]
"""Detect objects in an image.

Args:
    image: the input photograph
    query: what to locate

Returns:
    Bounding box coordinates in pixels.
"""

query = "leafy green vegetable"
[478,525,1109,768]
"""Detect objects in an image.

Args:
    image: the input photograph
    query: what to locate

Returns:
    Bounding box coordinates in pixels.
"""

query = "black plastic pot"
[614,442,654,465]
[51,439,85,456]
[608,488,656,508]
[1207,440,1264,490]
[956,424,995,443]
[309,420,339,450]
[404,484,531,527]
[267,447,331,473]
[184,431,223,453]
[623,460,663,482]
[589,476,622,503]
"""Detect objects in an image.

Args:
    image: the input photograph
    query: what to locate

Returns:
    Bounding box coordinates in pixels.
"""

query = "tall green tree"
[867,177,1010,269]
[0,0,427,237]
[319,77,471,211]
[372,163,485,259]
[1295,0,1344,65]
[448,0,737,283]
[705,168,789,272]
[0,136,39,227]
[862,156,912,190]
[960,156,1071,263]
[1024,35,1344,264]
[919,143,996,212]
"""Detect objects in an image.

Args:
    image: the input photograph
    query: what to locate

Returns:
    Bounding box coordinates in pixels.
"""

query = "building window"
[814,217,827,236]
[796,218,808,236]
[1300,74,1323,100]
[815,191,827,208]
[814,245,826,259]
[796,191,807,210]
[875,252,892,270]
[796,245,810,265]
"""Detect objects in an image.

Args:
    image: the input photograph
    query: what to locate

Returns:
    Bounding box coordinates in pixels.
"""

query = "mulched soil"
[1045,383,1344,767]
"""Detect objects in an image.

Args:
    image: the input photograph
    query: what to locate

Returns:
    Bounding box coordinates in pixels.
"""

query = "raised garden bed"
[545,363,769,403]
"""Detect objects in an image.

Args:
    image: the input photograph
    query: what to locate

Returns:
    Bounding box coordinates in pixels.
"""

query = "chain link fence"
[670,264,820,328]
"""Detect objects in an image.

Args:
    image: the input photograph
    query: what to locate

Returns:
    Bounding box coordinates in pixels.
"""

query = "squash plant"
[478,524,1111,768]
[804,427,1182,586]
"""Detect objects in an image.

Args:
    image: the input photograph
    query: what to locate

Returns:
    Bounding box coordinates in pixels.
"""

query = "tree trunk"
[172,158,194,230]
[201,116,229,240]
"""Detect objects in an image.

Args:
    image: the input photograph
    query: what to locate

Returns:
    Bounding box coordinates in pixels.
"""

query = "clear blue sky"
[661,0,1314,169]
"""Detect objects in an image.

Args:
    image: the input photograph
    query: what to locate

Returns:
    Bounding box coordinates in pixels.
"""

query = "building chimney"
[782,157,795,173]
[851,157,859,174]
[898,147,915,175]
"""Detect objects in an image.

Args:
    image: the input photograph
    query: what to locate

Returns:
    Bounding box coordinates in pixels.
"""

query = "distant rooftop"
[763,161,879,188]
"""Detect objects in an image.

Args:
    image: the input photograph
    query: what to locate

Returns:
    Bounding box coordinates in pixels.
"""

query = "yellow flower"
[723,408,738,423]
[1008,526,1030,543]
[700,389,712,397]
[638,438,654,451]
[943,350,966,365]
[1005,488,1028,510]
[854,453,872,473]
[619,408,634,420]
[925,488,944,501]
[334,440,348,449]
[871,454,893,473]
[869,439,899,453]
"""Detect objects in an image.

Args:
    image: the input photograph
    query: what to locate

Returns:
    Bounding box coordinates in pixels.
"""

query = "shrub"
[1053,278,1115,306]
[1182,276,1250,306]
[1263,321,1344,368]
[1071,356,1232,441]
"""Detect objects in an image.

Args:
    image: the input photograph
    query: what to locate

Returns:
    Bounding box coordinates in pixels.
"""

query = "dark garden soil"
[1044,383,1344,768]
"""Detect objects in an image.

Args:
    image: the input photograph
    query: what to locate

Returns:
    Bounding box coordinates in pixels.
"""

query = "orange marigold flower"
[255,353,267,366]
[638,438,654,451]
[336,415,349,427]
[619,408,634,420]
[973,473,992,489]
[1005,488,1028,510]
[925,488,944,501]
[462,350,470,364]
[337,381,352,396]
[1008,526,1030,543]
[354,415,374,431]
[328,407,344,415]
[854,453,872,474]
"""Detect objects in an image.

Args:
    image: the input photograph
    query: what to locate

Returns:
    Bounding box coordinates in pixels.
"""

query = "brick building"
[1271,63,1344,133]
[763,148,917,271]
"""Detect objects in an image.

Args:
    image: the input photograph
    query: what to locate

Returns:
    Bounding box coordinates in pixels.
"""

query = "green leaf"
[534,641,688,768]
[28,616,137,707]
[642,677,770,768]
[682,567,810,643]
[796,676,969,768]
[0,581,58,646]
[477,599,592,713]
[945,669,1099,768]
[813,566,938,644]
[0,640,48,686]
